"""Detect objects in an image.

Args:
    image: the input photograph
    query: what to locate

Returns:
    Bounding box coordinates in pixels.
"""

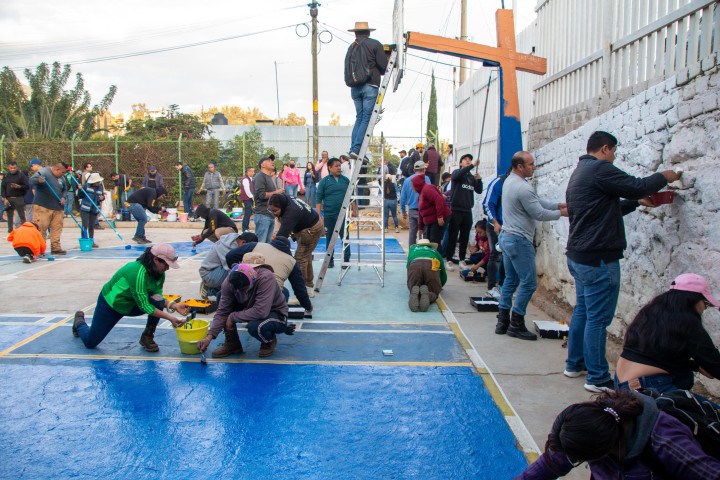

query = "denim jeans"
[77,292,164,348]
[254,213,275,243]
[350,83,379,154]
[324,214,350,263]
[566,257,621,385]
[285,184,299,197]
[63,191,75,214]
[304,182,316,208]
[498,232,537,316]
[242,200,254,232]
[383,199,398,228]
[128,203,147,238]
[182,188,195,216]
[440,221,450,257]
[486,223,504,289]
[407,209,419,246]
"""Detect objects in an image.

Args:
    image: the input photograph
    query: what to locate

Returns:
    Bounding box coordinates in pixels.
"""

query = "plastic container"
[166,214,178,222]
[231,207,243,219]
[650,191,675,205]
[175,319,210,355]
[178,212,189,222]
[78,238,94,251]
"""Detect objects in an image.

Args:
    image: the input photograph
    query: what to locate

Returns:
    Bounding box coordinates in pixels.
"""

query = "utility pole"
[310,2,320,163]
[420,92,423,141]
[274,61,281,123]
[459,0,467,84]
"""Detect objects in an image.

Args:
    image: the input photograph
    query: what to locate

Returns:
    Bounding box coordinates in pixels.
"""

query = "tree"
[123,104,209,140]
[425,70,438,146]
[129,103,150,121]
[329,112,341,126]
[0,62,116,141]
[277,112,306,126]
[220,127,280,176]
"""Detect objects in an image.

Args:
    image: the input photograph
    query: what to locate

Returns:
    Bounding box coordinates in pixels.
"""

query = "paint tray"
[163,295,181,303]
[533,320,569,339]
[460,270,486,282]
[288,304,312,319]
[184,298,218,314]
[469,296,500,312]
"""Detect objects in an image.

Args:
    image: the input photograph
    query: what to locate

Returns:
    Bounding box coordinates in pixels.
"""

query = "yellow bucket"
[175,319,210,355]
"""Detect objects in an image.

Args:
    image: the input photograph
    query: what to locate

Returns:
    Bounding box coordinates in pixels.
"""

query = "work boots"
[139,324,160,352]
[211,326,244,358]
[507,311,538,341]
[495,308,510,335]
[72,311,85,337]
[258,337,278,357]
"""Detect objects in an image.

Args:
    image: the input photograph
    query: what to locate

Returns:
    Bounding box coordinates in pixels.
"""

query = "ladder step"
[350,196,381,200]
[343,239,384,245]
[346,217,382,222]
[341,262,384,268]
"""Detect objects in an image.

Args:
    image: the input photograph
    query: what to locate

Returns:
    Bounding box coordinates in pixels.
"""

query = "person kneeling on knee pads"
[197,255,292,359]
[406,239,447,312]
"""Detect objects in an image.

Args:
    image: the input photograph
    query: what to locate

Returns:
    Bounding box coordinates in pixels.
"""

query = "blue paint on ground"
[0,315,45,323]
[302,322,452,332]
[0,324,50,351]
[0,361,528,480]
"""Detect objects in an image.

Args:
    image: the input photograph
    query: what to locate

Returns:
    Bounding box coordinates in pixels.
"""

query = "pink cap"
[669,273,719,307]
[150,243,180,269]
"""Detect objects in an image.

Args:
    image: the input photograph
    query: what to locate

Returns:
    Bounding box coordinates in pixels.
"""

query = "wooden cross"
[406,9,547,174]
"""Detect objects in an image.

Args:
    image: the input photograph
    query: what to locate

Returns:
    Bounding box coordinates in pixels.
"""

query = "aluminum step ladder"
[314,47,399,292]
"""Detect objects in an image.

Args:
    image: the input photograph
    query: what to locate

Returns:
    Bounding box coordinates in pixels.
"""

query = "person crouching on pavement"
[72,243,191,351]
[406,239,447,312]
[197,257,294,359]
[7,222,45,263]
[191,204,238,246]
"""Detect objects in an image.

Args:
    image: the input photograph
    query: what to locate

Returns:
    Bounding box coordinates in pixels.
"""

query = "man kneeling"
[197,255,294,358]
[406,239,447,311]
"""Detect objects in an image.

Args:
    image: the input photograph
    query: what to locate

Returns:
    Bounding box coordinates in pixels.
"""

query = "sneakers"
[51,249,67,255]
[584,379,615,393]
[133,236,151,244]
[72,311,85,337]
[258,337,278,357]
[408,285,420,312]
[395,227,400,233]
[328,259,335,268]
[418,285,430,312]
[22,255,33,264]
[563,369,588,378]
[307,286,315,298]
[487,286,501,300]
[92,242,99,248]
[445,261,455,272]
[459,260,469,270]
[348,152,359,160]
[199,280,209,300]
[95,224,105,230]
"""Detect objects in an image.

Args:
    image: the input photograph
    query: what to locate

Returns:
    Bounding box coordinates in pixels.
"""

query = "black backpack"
[344,38,371,87]
[640,388,720,459]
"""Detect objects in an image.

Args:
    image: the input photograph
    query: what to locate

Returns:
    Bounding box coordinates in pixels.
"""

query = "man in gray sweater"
[30,163,68,255]
[495,151,568,340]
[199,163,225,209]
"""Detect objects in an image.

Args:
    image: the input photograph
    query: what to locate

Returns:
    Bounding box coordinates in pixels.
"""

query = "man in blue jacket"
[564,131,680,393]
[482,168,510,299]
[399,161,431,247]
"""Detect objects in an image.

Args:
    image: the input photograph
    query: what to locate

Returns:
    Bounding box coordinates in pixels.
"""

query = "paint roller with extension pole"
[70,176,132,249]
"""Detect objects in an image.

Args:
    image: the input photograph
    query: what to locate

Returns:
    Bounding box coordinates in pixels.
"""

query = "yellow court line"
[1,353,474,367]
[448,323,472,349]
[436,298,448,311]
[0,304,97,357]
[479,372,515,417]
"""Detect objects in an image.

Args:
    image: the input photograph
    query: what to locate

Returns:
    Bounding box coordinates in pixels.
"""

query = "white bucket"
[167,214,178,222]
[166,208,178,214]
[231,207,243,219]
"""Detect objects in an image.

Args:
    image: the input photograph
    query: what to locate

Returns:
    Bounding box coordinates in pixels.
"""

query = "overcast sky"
[0,0,537,142]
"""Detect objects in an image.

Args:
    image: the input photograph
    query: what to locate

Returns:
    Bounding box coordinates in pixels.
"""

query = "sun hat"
[243,252,272,270]
[669,273,720,307]
[86,172,104,184]
[417,238,438,250]
[150,243,180,269]
[348,22,375,32]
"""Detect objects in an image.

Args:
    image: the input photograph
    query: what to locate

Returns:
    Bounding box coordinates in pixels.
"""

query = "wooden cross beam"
[406,9,547,174]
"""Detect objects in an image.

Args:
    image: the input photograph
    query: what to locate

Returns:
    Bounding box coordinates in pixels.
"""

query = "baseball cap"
[29,158,41,166]
[669,273,720,307]
[258,154,275,169]
[150,243,180,269]
[414,160,426,170]
[149,165,157,172]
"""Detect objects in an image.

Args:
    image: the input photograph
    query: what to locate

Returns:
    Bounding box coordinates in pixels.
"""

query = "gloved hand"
[113,194,118,200]
[285,323,296,335]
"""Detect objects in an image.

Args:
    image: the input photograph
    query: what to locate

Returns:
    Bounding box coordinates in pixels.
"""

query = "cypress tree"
[425,70,438,146]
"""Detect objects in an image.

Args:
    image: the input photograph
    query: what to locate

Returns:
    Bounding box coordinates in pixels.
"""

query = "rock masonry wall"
[530,53,720,395]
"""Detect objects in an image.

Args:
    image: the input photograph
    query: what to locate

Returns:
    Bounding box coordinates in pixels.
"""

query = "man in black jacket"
[192,204,238,245]
[564,131,680,393]
[345,21,388,157]
[174,162,196,218]
[1,161,29,232]
[127,186,167,244]
[446,154,483,269]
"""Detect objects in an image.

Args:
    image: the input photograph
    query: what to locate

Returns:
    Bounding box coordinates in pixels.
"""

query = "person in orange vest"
[7,222,46,263]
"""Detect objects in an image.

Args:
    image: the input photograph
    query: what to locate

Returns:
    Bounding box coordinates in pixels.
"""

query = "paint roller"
[70,176,131,249]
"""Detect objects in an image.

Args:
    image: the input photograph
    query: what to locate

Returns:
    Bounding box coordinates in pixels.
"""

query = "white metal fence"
[534,0,720,116]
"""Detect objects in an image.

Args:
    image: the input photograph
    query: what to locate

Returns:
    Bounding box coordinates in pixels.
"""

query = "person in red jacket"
[412,174,450,249]
[6,221,46,263]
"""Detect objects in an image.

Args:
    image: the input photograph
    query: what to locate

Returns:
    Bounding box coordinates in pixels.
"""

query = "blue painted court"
[0,241,529,479]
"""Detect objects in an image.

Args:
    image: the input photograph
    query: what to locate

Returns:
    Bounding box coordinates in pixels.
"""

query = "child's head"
[441,172,451,182]
[475,219,487,236]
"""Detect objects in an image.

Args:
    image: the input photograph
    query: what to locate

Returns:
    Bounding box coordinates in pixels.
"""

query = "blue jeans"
[304,182,316,208]
[383,199,398,229]
[498,232,537,316]
[350,83,379,154]
[440,221,450,257]
[128,203,147,238]
[77,292,164,348]
[285,184,299,197]
[63,191,75,214]
[242,200,254,232]
[254,213,275,243]
[325,214,350,263]
[565,258,621,385]
[182,188,195,216]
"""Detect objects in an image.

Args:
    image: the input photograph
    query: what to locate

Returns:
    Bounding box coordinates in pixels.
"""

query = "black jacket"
[276,196,320,238]
[566,155,667,265]
[449,165,483,213]
[180,165,196,190]
[197,206,238,240]
[355,35,388,87]
[128,187,163,213]
[1,171,29,198]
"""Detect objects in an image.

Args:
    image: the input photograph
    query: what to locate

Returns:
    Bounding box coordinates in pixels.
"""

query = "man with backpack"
[344,21,388,158]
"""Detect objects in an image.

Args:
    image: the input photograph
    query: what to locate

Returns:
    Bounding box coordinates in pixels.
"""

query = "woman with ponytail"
[515,390,720,479]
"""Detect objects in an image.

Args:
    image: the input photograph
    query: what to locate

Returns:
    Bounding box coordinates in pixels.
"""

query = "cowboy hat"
[348,21,375,32]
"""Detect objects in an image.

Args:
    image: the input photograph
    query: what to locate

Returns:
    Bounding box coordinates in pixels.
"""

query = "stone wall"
[530,52,720,396]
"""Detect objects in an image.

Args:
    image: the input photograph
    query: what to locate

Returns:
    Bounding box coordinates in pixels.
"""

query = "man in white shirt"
[240,166,254,232]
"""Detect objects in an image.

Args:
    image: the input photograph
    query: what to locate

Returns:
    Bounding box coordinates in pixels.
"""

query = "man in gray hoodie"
[30,163,68,255]
[198,232,258,300]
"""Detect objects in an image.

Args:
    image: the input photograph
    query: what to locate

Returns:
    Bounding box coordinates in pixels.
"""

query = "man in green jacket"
[316,158,351,269]
[406,239,447,312]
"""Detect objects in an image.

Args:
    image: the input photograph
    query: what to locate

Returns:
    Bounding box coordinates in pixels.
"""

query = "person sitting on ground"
[197,258,292,359]
[191,204,238,246]
[126,186,167,244]
[514,389,720,479]
[7,222,45,263]
[406,239,447,312]
[77,172,105,248]
[464,220,490,275]
[268,193,323,297]
[225,235,313,314]
[615,273,720,399]
[198,231,258,301]
[412,173,450,248]
[72,243,191,351]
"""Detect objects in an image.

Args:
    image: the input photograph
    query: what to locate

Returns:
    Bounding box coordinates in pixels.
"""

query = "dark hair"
[268,193,289,215]
[306,162,315,172]
[327,158,341,169]
[137,247,165,280]
[586,131,618,154]
[441,172,451,181]
[546,390,643,463]
[83,162,92,170]
[475,219,487,231]
[111,172,119,177]
[155,186,168,197]
[623,289,706,356]
[511,152,527,170]
[399,150,407,155]
[8,161,17,166]
[239,232,258,243]
[228,269,251,290]
[245,166,254,173]
[448,144,453,150]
